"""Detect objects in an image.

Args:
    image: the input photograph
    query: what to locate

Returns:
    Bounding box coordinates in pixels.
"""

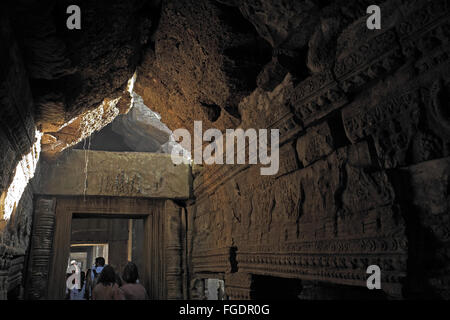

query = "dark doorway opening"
[251,275,302,300]
[65,216,146,300]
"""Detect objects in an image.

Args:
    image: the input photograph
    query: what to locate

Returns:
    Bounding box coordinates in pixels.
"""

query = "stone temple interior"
[0,0,450,300]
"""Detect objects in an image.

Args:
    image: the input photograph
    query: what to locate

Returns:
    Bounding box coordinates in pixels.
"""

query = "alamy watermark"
[66,260,81,291]
[66,5,81,30]
[170,121,279,176]
[367,5,381,30]
[367,265,382,290]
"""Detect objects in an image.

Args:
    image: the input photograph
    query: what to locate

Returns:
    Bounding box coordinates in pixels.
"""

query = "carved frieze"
[190,141,407,296]
[7,256,24,292]
[237,233,407,297]
[335,24,404,93]
[342,84,421,168]
[290,71,347,127]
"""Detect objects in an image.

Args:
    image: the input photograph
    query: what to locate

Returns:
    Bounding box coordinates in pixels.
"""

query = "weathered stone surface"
[342,57,450,169]
[9,0,156,156]
[0,244,14,300]
[396,0,450,61]
[25,197,56,300]
[239,73,296,130]
[405,157,450,219]
[289,71,347,127]
[224,272,253,300]
[396,158,450,299]
[191,141,406,297]
[256,57,288,92]
[37,150,191,199]
[231,0,319,49]
[135,0,272,135]
[296,122,335,167]
[41,95,130,156]
[1,0,450,300]
[334,6,404,93]
[342,78,420,168]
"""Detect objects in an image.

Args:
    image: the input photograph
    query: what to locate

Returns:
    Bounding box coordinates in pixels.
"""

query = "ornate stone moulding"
[192,247,234,274]
[290,71,348,128]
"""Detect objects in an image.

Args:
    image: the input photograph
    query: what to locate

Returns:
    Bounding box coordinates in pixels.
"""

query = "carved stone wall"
[187,0,450,300]
[1,0,450,300]
[0,6,38,286]
[0,0,157,300]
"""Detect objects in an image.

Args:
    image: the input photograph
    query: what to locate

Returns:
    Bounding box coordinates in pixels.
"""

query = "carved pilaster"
[165,200,184,299]
[0,244,13,300]
[26,197,56,300]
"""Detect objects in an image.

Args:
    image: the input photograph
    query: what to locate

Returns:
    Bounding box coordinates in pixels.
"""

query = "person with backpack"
[84,257,105,300]
[91,257,105,279]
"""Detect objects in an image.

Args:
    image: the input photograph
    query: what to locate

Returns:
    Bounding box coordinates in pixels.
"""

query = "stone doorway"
[69,217,144,282]
[26,197,167,300]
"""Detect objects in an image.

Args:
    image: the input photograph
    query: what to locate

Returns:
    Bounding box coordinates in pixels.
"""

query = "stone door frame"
[47,196,166,300]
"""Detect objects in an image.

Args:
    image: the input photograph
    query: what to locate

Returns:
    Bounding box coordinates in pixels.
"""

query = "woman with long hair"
[120,262,148,300]
[92,265,124,300]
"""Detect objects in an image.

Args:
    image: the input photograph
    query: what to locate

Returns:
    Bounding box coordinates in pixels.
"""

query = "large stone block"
[37,150,192,199]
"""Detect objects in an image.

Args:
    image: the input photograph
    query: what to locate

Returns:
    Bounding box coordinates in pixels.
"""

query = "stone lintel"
[37,150,192,200]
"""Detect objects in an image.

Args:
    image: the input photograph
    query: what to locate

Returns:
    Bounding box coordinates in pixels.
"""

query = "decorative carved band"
[192,247,234,274]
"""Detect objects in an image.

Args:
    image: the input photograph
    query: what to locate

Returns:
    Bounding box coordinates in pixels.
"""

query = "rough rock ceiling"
[133,0,379,137]
[9,0,159,157]
[5,0,380,159]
